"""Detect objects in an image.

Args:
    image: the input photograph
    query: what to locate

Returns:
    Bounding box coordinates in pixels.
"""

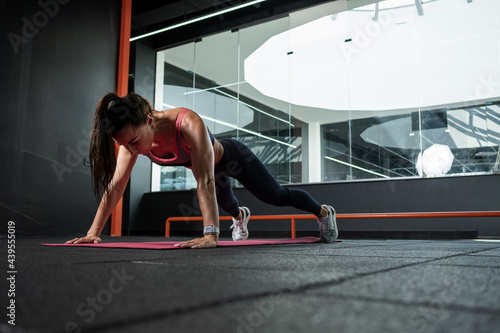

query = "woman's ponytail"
[89,93,120,202]
[89,92,153,202]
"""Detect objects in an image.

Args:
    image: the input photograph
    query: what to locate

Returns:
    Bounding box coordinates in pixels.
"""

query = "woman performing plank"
[66,93,338,248]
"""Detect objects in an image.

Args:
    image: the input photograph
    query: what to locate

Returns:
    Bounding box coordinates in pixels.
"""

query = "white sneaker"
[316,205,338,243]
[230,206,250,241]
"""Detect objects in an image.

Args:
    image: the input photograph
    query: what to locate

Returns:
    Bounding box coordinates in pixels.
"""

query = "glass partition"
[153,42,196,191]
[153,0,500,192]
[238,17,299,184]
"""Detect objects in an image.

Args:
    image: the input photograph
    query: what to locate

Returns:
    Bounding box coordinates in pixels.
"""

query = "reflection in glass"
[153,0,500,192]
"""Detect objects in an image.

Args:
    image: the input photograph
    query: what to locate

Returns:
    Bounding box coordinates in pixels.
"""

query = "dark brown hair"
[89,92,153,201]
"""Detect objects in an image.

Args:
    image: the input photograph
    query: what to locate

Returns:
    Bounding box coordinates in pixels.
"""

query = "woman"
[67,93,337,248]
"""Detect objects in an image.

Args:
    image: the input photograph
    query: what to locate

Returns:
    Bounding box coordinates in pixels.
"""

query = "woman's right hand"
[66,235,102,244]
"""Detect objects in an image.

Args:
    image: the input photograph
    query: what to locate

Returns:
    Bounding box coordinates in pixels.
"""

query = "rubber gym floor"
[3,235,500,333]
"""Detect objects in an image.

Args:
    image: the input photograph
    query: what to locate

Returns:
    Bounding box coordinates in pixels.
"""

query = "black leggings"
[214,139,323,218]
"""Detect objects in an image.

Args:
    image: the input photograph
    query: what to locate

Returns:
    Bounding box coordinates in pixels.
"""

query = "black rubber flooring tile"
[14,237,253,266]
[468,247,500,257]
[335,240,435,245]
[388,240,500,252]
[277,247,466,259]
[289,241,500,259]
[14,259,341,332]
[236,240,425,255]
[430,255,500,268]
[141,252,428,274]
[223,241,443,258]
[306,263,500,313]
[89,293,500,333]
[16,247,234,266]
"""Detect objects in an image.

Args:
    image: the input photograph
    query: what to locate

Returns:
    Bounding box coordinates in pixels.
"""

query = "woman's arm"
[174,110,219,249]
[66,145,138,244]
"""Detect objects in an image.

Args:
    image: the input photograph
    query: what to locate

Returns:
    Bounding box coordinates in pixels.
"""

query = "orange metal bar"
[165,211,500,239]
[338,212,500,219]
[110,0,132,237]
[165,215,310,239]
[116,0,132,96]
[110,144,123,236]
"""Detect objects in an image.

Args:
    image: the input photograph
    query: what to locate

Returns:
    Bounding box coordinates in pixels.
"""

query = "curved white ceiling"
[244,0,500,111]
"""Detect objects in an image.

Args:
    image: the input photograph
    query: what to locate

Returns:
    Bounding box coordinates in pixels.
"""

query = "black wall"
[144,174,500,238]
[0,0,121,236]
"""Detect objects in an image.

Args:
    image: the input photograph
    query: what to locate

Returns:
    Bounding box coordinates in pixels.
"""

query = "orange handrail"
[165,211,500,238]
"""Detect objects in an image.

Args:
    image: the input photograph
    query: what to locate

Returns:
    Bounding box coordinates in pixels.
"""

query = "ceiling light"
[130,0,266,42]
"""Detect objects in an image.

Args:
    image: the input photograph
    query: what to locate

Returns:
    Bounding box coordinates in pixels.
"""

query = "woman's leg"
[218,139,323,216]
[215,138,337,243]
[213,169,240,218]
[214,151,250,240]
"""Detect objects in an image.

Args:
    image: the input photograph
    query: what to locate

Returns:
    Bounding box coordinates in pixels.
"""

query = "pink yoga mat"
[42,236,325,250]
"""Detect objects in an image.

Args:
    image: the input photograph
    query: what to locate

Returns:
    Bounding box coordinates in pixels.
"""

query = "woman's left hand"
[174,234,218,249]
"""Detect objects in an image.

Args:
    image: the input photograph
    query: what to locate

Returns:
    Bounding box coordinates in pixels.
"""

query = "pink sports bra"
[146,108,213,168]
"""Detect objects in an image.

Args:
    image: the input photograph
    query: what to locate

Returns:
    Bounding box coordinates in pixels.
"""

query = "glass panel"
[318,0,421,180]
[487,104,500,173]
[414,0,500,177]
[289,1,349,183]
[153,42,196,191]
[186,32,240,188]
[191,31,239,137]
[161,42,196,110]
[238,17,295,185]
[444,103,500,175]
